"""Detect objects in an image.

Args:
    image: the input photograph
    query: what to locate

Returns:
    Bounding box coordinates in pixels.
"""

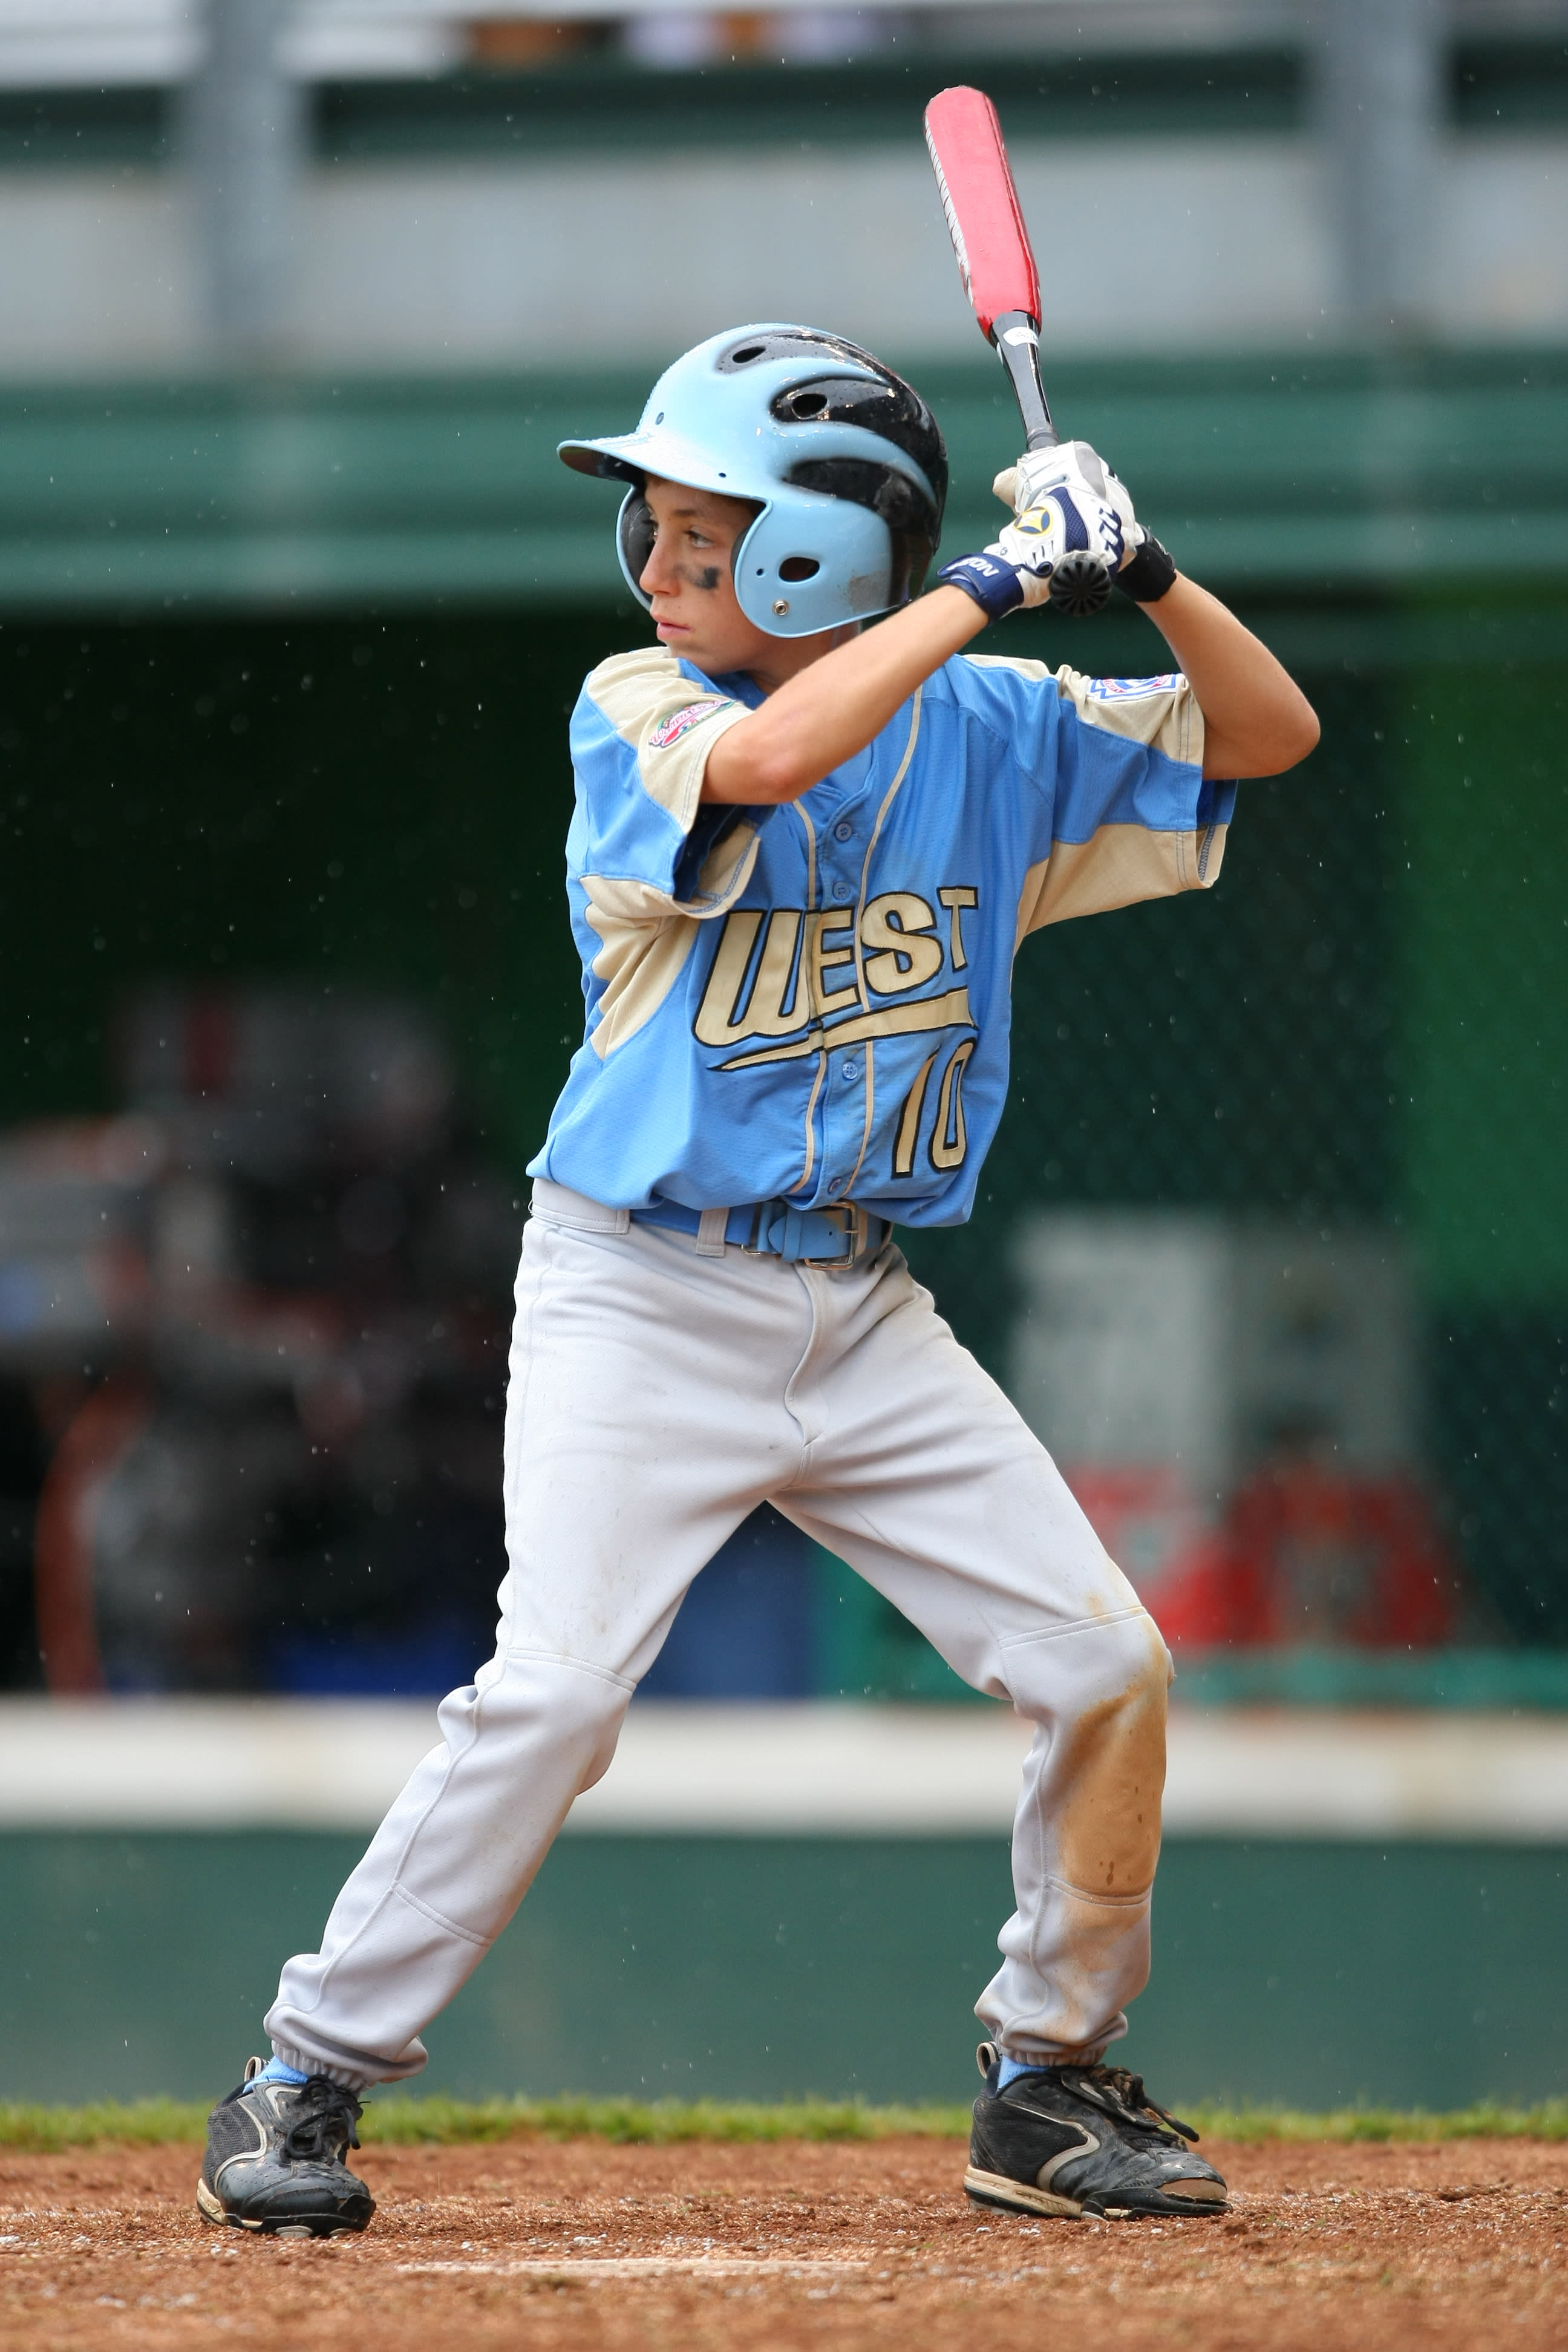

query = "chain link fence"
[899,664,1568,1681]
[0,618,1561,1694]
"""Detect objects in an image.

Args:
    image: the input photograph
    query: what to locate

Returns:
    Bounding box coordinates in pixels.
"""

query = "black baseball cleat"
[965,2043,1228,2220]
[196,2059,376,2237]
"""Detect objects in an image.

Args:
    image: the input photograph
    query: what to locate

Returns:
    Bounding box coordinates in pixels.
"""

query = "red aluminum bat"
[924,85,1111,613]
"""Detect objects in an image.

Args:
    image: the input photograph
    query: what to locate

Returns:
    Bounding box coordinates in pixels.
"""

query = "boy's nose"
[639,539,673,598]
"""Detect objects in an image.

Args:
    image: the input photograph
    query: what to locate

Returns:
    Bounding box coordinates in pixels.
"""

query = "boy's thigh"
[780,1253,1138,1677]
[498,1214,808,1670]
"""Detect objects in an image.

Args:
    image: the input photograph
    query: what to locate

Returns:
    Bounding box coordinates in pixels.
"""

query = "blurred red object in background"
[1068,1462,1460,1651]
[1213,1463,1459,1649]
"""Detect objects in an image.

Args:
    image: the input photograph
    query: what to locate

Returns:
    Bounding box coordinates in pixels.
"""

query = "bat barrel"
[923,86,1042,333]
[926,89,1107,616]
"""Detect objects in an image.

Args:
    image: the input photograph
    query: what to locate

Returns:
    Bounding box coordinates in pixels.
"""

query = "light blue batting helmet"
[558,324,947,639]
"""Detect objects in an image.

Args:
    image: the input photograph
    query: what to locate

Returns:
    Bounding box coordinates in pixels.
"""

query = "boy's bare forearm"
[701,587,988,805]
[702,568,1317,804]
[1137,575,1319,779]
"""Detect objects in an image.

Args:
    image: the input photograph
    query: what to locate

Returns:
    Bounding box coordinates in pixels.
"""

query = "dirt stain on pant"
[1051,1615,1169,1897]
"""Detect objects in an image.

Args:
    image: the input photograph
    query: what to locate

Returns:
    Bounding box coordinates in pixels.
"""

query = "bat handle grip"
[991,311,1057,449]
[991,309,1110,617]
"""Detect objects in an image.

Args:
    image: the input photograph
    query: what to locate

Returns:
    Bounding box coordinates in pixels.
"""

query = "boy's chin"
[655,619,747,670]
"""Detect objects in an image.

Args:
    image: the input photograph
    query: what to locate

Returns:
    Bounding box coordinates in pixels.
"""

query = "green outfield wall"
[0,353,1561,613]
[1,1829,1563,2114]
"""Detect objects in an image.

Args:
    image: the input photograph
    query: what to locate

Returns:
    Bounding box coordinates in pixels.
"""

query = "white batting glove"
[993,441,1183,602]
[994,438,1123,515]
[994,442,1139,564]
[937,486,1125,619]
[1007,482,1125,590]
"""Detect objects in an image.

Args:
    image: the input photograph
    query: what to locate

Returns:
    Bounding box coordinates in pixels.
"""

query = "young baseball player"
[198,324,1317,2237]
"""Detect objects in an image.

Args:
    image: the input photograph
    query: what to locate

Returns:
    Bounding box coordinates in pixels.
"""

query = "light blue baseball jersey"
[528,644,1235,1228]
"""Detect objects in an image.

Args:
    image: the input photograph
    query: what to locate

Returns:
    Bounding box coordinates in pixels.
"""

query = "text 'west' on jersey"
[529,645,1236,1227]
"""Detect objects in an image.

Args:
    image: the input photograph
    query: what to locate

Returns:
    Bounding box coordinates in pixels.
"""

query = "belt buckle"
[743,1201,868,1265]
[808,1203,866,1266]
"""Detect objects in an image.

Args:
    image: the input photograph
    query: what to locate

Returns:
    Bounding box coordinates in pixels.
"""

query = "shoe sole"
[196,2176,371,2238]
[964,2164,1083,2219]
[964,2164,1229,2221]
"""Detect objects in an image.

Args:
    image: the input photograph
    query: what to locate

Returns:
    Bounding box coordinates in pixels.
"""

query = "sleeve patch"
[648,698,734,750]
[1086,675,1183,700]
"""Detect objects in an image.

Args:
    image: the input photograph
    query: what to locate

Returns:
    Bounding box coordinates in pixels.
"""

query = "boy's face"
[638,475,775,676]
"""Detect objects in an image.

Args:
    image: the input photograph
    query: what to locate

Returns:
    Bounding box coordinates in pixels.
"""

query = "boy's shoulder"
[577,644,745,753]
[580,642,685,717]
[955,650,1062,684]
[920,650,1071,747]
[942,650,1072,702]
[938,651,1192,750]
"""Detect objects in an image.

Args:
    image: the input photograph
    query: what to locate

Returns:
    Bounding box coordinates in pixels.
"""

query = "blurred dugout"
[0,990,520,1695]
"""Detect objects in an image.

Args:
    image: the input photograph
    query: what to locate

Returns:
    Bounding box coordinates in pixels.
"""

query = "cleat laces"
[1063,2065,1200,2145]
[280,2078,363,2163]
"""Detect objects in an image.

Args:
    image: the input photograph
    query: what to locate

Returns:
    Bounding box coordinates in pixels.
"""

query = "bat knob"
[1048,551,1112,618]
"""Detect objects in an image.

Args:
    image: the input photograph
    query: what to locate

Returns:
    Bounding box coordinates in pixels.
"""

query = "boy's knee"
[1005,1604,1169,1722]
[566,1674,630,1792]
[446,1651,632,1790]
[1100,1607,1171,1713]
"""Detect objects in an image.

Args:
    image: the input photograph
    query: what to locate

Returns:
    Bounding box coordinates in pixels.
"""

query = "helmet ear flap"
[616,486,656,610]
[734,500,890,637]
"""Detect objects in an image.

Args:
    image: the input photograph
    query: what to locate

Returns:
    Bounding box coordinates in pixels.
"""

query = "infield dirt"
[2,2134,1566,2350]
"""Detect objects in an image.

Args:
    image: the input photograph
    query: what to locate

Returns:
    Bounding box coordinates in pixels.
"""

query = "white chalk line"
[396,2254,874,2279]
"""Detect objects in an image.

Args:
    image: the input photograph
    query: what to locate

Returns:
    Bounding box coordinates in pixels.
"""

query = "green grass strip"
[0,2096,970,2154]
[1,2093,1567,2153]
[1181,2101,1568,2145]
[362,2096,975,2147]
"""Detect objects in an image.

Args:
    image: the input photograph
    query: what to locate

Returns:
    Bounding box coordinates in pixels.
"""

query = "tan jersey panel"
[585,645,753,829]
[1013,820,1227,946]
[580,648,763,1059]
[961,655,1224,946]
[583,819,763,1060]
[582,893,701,1060]
[965,652,1204,766]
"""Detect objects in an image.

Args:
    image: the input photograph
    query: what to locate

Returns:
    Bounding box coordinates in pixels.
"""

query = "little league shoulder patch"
[1086,674,1183,701]
[648,699,734,750]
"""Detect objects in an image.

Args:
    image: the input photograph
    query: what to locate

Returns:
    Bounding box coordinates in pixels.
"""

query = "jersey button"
[832,822,854,842]
[840,1059,860,1080]
[831,878,854,902]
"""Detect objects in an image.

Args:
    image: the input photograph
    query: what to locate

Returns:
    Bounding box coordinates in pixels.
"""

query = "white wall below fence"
[4,1696,1568,1839]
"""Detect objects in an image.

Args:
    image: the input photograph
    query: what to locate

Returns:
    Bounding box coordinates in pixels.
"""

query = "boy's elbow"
[1279,696,1321,771]
[741,709,827,803]
[749,754,812,805]
[1201,694,1319,782]
[1250,694,1320,779]
[704,734,811,807]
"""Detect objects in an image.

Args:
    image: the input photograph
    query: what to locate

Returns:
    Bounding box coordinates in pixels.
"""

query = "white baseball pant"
[266,1178,1171,2089]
